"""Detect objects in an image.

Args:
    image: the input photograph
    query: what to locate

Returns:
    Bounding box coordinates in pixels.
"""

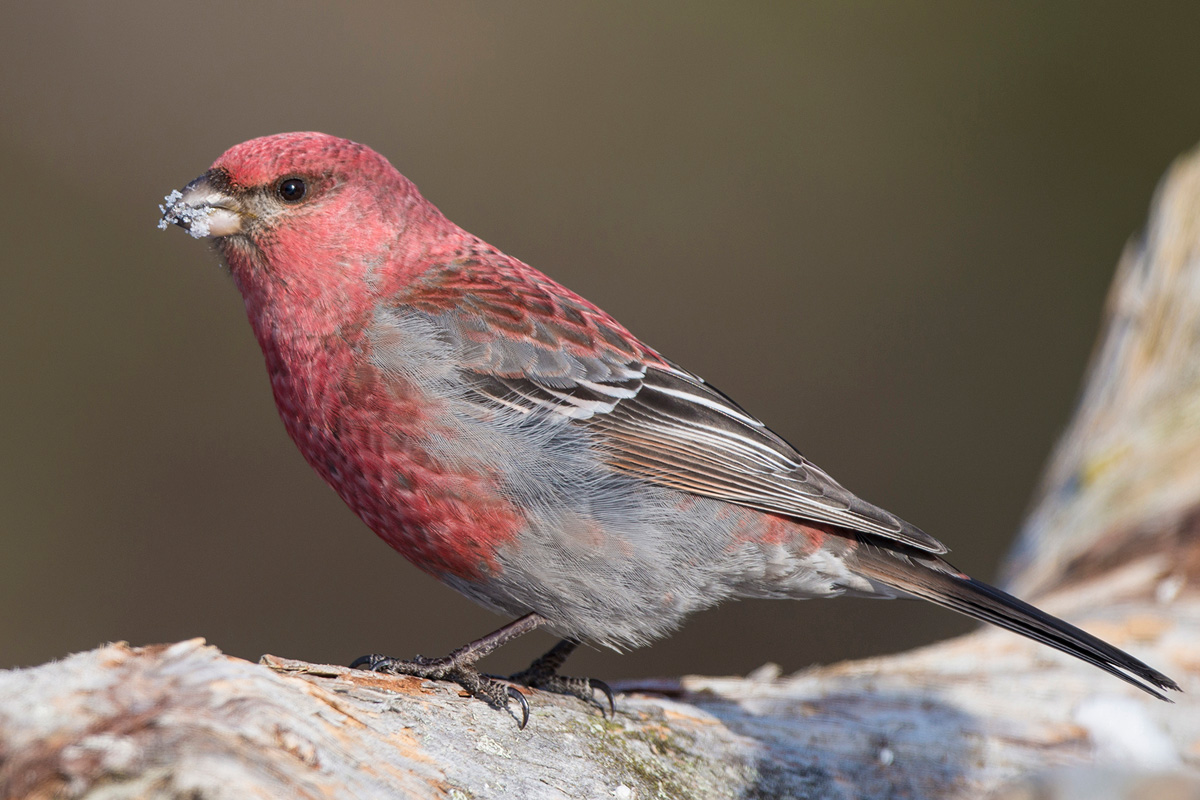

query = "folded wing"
[400,258,948,554]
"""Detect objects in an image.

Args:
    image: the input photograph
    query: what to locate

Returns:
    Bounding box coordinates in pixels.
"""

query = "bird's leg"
[350,612,544,728]
[507,638,615,718]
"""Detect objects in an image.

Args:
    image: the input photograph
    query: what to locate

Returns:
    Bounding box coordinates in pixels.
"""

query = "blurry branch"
[1005,148,1200,602]
[4,149,1200,800]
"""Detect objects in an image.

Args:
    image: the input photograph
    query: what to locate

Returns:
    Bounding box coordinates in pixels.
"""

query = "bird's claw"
[349,653,391,671]
[590,678,616,718]
[507,640,616,718]
[512,672,615,717]
[507,685,530,729]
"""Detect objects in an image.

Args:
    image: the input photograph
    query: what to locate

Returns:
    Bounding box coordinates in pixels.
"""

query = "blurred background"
[3,3,1200,681]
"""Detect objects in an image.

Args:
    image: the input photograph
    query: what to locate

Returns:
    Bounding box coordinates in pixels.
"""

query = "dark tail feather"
[854,543,1181,701]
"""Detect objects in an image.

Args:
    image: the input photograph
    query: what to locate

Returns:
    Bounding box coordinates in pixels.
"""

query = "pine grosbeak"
[160,133,1178,726]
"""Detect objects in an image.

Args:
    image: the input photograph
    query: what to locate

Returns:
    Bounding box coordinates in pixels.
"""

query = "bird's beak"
[158,171,245,238]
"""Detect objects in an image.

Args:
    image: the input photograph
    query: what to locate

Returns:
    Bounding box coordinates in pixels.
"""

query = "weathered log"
[4,147,1200,799]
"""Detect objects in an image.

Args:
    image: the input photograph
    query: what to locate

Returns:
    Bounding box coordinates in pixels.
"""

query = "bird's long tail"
[852,540,1181,700]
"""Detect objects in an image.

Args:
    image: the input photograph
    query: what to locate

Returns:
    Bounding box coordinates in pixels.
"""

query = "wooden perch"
[4,149,1200,799]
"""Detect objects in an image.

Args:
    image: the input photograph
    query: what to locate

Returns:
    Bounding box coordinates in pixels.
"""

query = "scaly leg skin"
[507,638,615,718]
[350,612,543,728]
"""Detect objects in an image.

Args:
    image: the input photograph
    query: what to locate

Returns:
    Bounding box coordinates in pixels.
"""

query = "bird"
[160,132,1179,727]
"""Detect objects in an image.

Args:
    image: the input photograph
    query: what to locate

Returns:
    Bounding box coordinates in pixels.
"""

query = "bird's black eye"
[277,178,307,203]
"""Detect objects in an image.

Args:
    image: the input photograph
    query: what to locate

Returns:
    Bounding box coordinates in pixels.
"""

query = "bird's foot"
[351,651,531,728]
[348,614,545,728]
[507,639,615,718]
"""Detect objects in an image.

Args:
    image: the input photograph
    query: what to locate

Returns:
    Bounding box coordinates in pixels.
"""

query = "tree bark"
[4,149,1200,799]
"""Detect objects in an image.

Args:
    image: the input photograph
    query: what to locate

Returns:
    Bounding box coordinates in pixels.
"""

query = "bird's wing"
[398,258,948,554]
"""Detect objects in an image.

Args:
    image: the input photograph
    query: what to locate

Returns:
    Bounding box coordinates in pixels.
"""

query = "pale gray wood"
[1006,143,1200,603]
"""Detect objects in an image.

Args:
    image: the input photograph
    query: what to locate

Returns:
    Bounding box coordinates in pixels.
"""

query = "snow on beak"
[158,173,244,238]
